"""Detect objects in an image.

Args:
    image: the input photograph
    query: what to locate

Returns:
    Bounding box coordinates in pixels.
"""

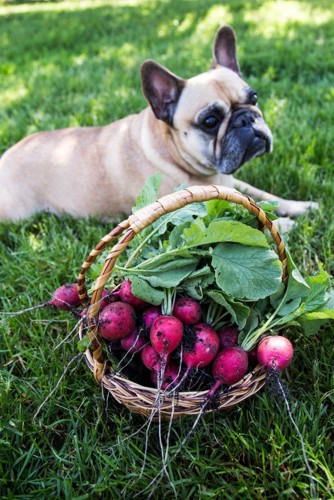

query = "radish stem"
[241,289,291,351]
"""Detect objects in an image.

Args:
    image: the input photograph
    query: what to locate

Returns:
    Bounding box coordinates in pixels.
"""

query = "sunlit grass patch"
[245,0,333,37]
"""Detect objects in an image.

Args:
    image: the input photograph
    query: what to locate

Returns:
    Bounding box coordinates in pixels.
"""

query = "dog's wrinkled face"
[141,25,273,176]
[172,67,272,175]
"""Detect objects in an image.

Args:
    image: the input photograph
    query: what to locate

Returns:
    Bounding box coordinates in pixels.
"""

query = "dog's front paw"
[276,200,319,218]
[273,217,295,234]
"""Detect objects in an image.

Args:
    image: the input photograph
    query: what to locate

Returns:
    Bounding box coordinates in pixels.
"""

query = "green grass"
[0,0,334,498]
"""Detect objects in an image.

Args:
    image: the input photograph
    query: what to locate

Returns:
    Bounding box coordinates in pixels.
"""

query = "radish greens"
[100,175,334,351]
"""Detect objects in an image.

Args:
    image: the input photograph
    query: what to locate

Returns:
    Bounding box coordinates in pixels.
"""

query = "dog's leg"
[273,217,296,234]
[227,177,319,218]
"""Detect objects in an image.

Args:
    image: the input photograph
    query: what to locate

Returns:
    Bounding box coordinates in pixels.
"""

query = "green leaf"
[242,308,260,337]
[77,337,91,352]
[132,173,162,212]
[273,304,306,326]
[304,270,330,312]
[302,309,334,320]
[169,221,192,248]
[205,199,235,218]
[182,265,215,300]
[212,243,283,300]
[138,258,199,288]
[137,250,196,270]
[297,287,334,334]
[181,283,203,300]
[185,265,213,282]
[270,248,310,314]
[273,261,331,320]
[128,276,164,306]
[182,218,207,244]
[206,289,250,329]
[155,202,207,237]
[298,318,328,336]
[183,219,270,249]
[285,249,310,300]
[276,296,303,317]
[257,200,280,212]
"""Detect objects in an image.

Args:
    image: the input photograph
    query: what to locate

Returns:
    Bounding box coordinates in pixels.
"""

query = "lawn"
[0,0,333,498]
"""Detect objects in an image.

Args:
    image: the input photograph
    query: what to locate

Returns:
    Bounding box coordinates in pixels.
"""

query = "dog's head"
[141,25,272,176]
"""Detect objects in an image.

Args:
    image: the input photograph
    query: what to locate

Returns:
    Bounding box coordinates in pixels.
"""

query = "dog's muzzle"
[218,108,272,174]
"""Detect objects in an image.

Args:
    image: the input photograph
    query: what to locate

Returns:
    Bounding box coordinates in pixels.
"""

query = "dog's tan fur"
[0,26,317,223]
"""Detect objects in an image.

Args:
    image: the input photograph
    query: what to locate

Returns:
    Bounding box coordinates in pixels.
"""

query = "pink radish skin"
[183,323,220,370]
[119,280,148,310]
[142,306,161,330]
[212,347,249,385]
[207,346,249,398]
[98,302,136,340]
[80,307,88,318]
[50,283,81,310]
[217,327,239,349]
[79,289,116,318]
[150,363,181,389]
[141,345,168,371]
[150,315,183,358]
[120,329,146,354]
[100,288,122,308]
[257,336,294,371]
[100,289,111,310]
[172,323,219,391]
[172,297,202,325]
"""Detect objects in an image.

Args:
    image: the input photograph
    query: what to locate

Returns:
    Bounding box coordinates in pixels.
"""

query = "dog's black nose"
[230,109,255,129]
[254,128,272,152]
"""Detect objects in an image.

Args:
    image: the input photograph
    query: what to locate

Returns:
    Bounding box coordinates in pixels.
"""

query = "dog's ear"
[212,25,241,75]
[141,60,185,125]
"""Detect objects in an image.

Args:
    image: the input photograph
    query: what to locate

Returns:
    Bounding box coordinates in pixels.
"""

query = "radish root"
[266,368,317,499]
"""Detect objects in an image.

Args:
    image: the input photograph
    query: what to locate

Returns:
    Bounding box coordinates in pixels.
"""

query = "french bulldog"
[0,25,317,224]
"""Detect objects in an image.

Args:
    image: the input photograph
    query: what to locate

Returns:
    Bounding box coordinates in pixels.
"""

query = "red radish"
[172,297,201,325]
[217,327,239,349]
[141,344,166,371]
[80,307,88,318]
[142,306,161,330]
[119,279,148,310]
[257,336,294,371]
[98,302,136,340]
[183,323,220,370]
[50,283,81,310]
[107,288,122,302]
[150,363,181,389]
[150,316,183,362]
[4,282,83,320]
[256,335,314,493]
[120,329,146,354]
[172,323,220,392]
[207,346,249,398]
[79,289,116,318]
[213,347,249,385]
[100,289,112,309]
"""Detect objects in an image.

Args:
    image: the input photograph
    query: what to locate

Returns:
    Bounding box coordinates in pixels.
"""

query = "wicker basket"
[77,185,288,419]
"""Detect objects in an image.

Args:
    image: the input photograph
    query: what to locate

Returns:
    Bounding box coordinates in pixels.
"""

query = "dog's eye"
[202,115,220,130]
[250,92,258,105]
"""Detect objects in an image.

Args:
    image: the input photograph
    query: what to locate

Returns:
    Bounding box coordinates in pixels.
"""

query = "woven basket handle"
[78,185,288,382]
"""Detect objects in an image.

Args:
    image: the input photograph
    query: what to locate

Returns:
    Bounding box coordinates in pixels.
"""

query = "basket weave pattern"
[77,185,287,418]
